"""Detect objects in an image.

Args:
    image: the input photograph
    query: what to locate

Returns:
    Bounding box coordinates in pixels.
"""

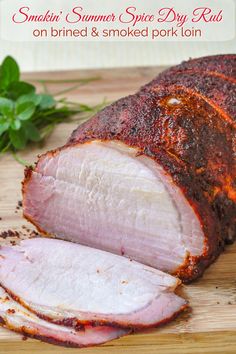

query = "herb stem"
[41,81,49,94]
[0,142,11,154]
[30,77,100,84]
[11,152,31,166]
[53,82,93,97]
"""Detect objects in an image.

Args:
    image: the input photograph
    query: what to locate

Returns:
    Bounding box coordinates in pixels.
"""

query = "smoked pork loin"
[23,54,236,282]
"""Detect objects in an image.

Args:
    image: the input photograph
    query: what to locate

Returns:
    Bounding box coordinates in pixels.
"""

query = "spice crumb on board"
[29,230,40,237]
[21,226,40,238]
[0,228,40,240]
[15,200,23,213]
[7,309,15,314]
[0,230,20,239]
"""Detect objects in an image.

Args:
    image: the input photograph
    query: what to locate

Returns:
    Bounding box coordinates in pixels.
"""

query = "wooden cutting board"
[0,67,235,354]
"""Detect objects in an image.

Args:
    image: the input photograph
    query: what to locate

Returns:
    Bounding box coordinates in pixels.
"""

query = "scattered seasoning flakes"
[15,200,23,212]
[0,230,20,239]
[60,318,82,329]
[0,217,2,221]
[20,226,40,238]
[0,227,40,245]
[7,309,16,314]
[30,230,40,238]
[22,336,28,341]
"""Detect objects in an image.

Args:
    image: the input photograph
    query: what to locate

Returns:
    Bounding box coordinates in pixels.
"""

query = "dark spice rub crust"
[144,73,236,124]
[153,54,236,82]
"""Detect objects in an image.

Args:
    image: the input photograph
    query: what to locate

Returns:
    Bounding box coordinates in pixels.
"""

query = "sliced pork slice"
[23,55,236,282]
[0,287,129,348]
[0,238,186,329]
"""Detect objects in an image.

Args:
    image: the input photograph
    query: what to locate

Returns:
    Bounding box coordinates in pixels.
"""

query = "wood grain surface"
[0,67,235,354]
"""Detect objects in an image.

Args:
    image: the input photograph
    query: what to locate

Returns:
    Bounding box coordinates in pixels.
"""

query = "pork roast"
[23,54,236,282]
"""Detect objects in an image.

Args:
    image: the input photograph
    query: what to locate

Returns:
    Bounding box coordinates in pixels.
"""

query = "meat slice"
[23,55,236,282]
[0,238,186,329]
[0,287,129,348]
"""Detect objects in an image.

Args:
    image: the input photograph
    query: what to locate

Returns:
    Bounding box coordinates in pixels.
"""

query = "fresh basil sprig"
[0,56,100,163]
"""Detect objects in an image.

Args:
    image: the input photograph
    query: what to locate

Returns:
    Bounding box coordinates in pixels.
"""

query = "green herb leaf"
[38,94,56,110]
[0,56,20,89]
[17,92,42,106]
[7,81,35,100]
[22,121,41,142]
[16,102,36,121]
[0,120,10,136]
[0,97,14,116]
[9,127,27,150]
[10,119,21,130]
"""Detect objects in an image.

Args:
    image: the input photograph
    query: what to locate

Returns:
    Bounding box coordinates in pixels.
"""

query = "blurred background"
[0,41,235,72]
[0,0,235,72]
